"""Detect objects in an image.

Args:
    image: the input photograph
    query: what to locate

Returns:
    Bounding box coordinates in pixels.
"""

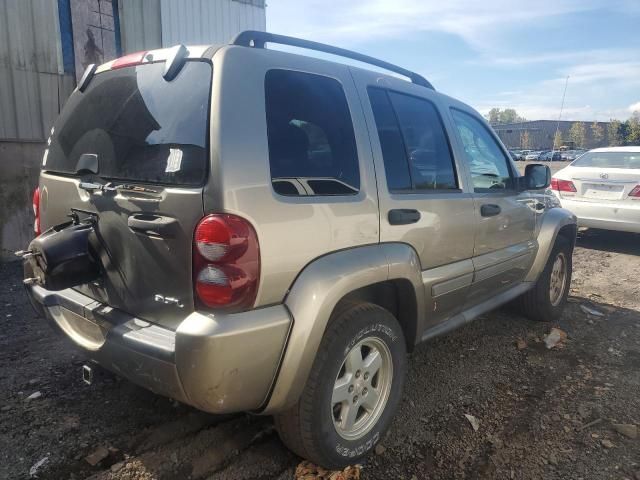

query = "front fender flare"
[525,207,577,282]
[262,243,424,413]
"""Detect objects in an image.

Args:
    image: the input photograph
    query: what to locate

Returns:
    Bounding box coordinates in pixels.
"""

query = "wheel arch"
[262,243,424,414]
[525,207,577,283]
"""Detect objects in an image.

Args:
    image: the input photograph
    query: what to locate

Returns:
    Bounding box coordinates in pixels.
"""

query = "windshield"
[572,151,640,169]
[44,61,212,186]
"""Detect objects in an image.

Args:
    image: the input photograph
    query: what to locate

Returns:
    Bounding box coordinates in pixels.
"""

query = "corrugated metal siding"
[0,0,74,142]
[118,0,162,54]
[160,0,265,47]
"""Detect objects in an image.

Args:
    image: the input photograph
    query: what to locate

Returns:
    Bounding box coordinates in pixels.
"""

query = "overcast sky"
[266,0,640,122]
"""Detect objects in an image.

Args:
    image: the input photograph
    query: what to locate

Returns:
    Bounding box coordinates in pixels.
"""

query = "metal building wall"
[493,120,610,150]
[118,0,162,54]
[0,0,75,142]
[160,0,266,47]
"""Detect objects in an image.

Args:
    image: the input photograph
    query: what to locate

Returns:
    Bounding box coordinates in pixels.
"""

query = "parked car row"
[509,149,586,162]
[560,149,588,161]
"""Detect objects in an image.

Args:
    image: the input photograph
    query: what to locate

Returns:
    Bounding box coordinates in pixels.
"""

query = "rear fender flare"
[262,243,424,413]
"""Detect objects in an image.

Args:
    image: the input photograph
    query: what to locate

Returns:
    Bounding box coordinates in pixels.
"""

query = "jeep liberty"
[20,31,577,468]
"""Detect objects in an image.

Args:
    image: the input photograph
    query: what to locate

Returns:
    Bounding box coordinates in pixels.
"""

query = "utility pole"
[552,76,569,157]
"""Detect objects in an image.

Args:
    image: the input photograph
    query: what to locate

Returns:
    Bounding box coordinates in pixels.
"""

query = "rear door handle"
[480,204,501,217]
[388,209,421,225]
[128,214,179,237]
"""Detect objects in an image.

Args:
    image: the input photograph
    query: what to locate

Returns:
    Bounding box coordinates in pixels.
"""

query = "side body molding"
[525,207,577,282]
[262,243,424,413]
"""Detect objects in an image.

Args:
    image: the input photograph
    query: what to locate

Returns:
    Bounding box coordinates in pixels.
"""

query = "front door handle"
[480,204,501,217]
[388,209,421,225]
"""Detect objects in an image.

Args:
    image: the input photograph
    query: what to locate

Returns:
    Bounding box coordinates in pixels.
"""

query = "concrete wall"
[0,142,43,260]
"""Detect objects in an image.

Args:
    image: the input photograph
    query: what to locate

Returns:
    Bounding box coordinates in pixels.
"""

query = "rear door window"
[368,88,458,192]
[45,61,212,186]
[265,69,360,196]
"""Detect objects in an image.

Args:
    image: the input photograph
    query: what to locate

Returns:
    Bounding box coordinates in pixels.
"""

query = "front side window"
[450,109,513,191]
[265,70,360,196]
[368,88,458,192]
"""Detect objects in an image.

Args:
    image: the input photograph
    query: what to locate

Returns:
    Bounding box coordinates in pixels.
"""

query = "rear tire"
[274,303,406,469]
[519,236,572,322]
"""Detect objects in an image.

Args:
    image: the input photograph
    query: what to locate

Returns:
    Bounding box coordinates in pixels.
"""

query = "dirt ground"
[1,225,639,479]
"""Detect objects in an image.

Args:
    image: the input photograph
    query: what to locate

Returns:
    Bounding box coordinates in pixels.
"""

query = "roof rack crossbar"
[231,30,434,90]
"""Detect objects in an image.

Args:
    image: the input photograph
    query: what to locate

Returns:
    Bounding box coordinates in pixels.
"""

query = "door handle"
[388,209,421,225]
[480,204,501,217]
[128,214,179,237]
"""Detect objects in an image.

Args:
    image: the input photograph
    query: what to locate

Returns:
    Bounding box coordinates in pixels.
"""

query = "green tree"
[608,119,623,146]
[569,122,586,148]
[500,108,526,124]
[626,114,640,145]
[485,108,527,124]
[553,130,563,149]
[487,108,501,124]
[590,122,605,147]
[521,130,531,149]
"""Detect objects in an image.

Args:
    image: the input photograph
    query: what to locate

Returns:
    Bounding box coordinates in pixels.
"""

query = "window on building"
[451,109,514,191]
[368,88,458,192]
[265,70,360,196]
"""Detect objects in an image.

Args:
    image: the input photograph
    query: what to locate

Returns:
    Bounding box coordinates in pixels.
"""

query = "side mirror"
[521,163,551,190]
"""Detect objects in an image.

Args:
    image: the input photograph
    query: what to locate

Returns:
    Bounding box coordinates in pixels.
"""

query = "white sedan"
[551,147,640,233]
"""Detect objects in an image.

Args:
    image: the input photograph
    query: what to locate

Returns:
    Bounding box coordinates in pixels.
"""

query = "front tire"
[274,303,407,469]
[519,235,572,322]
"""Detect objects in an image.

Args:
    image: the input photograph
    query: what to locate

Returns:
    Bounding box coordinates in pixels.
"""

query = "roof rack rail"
[231,30,434,90]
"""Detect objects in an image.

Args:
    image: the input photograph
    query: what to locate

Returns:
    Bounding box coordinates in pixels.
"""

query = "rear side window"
[265,70,360,196]
[45,61,212,186]
[368,88,458,192]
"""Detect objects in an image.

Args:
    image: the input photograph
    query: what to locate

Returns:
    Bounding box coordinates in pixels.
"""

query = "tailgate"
[39,59,212,329]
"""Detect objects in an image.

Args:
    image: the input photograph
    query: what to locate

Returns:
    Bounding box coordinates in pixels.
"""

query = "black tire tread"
[519,235,572,322]
[274,302,393,466]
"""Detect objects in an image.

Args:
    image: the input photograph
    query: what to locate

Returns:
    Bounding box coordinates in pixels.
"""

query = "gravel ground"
[1,226,639,480]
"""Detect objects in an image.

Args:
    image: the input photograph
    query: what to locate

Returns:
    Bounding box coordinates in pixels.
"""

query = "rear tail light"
[193,214,259,311]
[629,185,640,198]
[111,51,148,70]
[551,178,577,193]
[33,186,41,236]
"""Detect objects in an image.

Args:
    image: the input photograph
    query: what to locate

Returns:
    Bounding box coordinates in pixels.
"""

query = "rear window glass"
[265,69,360,196]
[44,61,212,186]
[572,151,640,169]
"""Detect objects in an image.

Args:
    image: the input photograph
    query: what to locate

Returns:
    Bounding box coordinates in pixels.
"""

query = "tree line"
[486,108,640,149]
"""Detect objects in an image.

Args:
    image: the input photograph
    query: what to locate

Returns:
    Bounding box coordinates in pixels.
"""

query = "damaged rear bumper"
[26,283,292,414]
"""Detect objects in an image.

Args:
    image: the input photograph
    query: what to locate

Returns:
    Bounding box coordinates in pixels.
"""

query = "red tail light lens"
[111,51,147,70]
[629,185,640,197]
[193,214,259,311]
[33,186,41,236]
[551,178,577,193]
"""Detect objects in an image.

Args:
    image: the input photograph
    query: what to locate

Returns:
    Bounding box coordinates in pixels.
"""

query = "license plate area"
[582,183,624,200]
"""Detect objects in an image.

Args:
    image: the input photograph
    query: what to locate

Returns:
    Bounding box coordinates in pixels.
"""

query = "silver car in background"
[551,147,640,233]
